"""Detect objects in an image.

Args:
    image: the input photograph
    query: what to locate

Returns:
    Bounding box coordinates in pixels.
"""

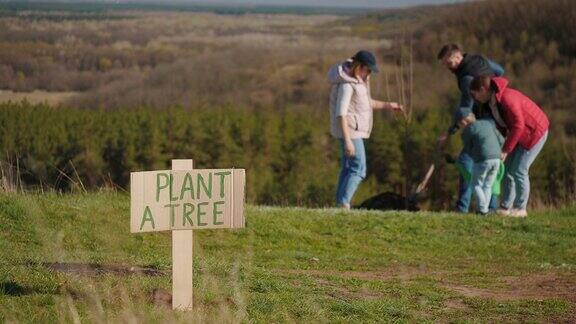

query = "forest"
[0,0,574,209]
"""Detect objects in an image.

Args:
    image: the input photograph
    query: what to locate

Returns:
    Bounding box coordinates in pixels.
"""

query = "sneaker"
[496,208,511,216]
[340,203,351,210]
[509,209,528,218]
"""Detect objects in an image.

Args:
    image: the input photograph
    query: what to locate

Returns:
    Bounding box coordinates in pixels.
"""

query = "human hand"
[388,102,404,112]
[345,140,355,157]
[501,152,508,161]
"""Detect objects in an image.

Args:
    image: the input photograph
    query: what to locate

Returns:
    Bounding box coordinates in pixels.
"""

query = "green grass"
[0,193,575,322]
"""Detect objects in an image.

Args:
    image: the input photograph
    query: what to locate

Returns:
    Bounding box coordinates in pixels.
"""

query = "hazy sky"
[185,0,471,9]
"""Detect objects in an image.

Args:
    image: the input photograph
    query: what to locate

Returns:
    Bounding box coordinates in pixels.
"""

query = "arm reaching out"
[488,59,505,77]
[446,76,475,136]
[458,76,474,113]
[370,99,404,112]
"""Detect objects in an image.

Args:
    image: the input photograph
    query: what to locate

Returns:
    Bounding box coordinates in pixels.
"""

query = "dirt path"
[41,262,166,277]
[278,267,576,304]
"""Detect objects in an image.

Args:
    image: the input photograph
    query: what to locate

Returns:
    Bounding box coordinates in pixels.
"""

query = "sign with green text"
[130,169,245,233]
[130,160,245,311]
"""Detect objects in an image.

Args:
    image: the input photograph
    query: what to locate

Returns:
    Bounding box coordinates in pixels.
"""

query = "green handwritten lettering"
[180,173,195,200]
[214,171,231,198]
[213,201,225,225]
[164,203,180,227]
[183,203,195,227]
[169,174,178,202]
[197,202,208,226]
[140,206,155,230]
[156,173,170,202]
[197,173,213,199]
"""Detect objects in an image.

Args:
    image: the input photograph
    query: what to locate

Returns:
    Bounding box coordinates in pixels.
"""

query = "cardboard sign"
[130,160,246,310]
[130,169,245,233]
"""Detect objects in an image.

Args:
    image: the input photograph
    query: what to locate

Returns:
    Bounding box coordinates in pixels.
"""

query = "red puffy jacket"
[492,77,549,153]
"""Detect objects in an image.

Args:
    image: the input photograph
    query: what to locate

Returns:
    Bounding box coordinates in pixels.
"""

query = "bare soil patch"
[442,272,576,303]
[42,262,167,277]
[279,267,576,305]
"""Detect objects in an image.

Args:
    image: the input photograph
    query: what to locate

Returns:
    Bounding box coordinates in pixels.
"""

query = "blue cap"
[352,50,379,73]
[455,107,472,121]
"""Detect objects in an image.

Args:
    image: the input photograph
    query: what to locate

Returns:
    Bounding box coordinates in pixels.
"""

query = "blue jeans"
[457,150,498,213]
[502,131,548,210]
[472,159,501,214]
[336,138,366,205]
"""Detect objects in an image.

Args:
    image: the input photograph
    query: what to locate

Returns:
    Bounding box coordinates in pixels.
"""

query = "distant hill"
[139,0,472,9]
[0,1,368,15]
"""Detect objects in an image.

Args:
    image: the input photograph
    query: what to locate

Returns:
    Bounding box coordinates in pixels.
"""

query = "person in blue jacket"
[436,43,505,213]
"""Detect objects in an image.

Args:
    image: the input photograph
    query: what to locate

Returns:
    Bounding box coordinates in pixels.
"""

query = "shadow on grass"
[0,280,34,296]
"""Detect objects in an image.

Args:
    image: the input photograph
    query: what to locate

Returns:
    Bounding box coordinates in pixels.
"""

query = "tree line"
[0,102,573,208]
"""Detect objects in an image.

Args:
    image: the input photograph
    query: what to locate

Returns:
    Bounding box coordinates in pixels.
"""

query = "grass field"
[0,193,575,322]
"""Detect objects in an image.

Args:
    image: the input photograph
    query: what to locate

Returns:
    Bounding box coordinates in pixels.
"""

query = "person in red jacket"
[469,75,549,217]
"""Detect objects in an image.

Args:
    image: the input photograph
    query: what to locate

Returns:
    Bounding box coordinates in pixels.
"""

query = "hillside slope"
[0,193,575,322]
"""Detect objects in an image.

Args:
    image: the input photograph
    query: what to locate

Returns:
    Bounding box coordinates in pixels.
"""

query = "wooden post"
[171,159,194,310]
[130,159,245,311]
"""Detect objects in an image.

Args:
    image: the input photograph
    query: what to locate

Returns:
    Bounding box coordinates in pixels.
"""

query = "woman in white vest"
[328,50,404,209]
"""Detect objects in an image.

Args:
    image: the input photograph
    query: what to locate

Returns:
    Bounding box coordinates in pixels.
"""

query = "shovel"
[409,135,447,203]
